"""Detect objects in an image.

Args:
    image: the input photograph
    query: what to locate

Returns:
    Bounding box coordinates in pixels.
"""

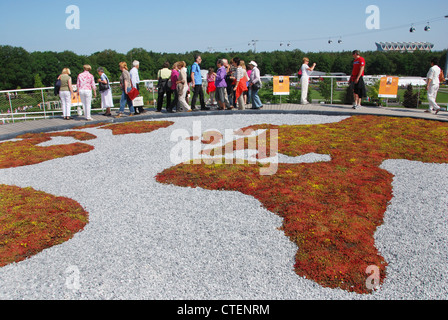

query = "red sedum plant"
[99,121,174,135]
[156,115,448,294]
[0,121,175,267]
[0,131,96,169]
[0,185,88,267]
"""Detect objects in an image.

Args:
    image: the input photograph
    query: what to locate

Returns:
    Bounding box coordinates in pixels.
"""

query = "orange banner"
[378,76,399,98]
[71,92,82,106]
[273,76,290,96]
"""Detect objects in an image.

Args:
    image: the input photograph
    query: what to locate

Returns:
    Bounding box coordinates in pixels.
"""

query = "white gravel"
[0,113,447,300]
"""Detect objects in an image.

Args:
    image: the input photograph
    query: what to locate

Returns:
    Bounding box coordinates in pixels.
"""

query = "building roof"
[375,42,434,52]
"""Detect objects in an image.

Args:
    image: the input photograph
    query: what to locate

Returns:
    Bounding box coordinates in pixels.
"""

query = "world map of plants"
[1,116,447,295]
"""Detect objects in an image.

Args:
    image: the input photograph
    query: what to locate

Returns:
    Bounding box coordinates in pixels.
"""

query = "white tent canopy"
[398,77,427,87]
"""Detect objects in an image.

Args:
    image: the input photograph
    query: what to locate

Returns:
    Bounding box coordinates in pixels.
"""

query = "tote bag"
[127,87,139,100]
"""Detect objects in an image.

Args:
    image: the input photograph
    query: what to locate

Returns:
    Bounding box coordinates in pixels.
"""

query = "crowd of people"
[57,61,145,120]
[55,55,265,120]
[52,50,445,121]
[154,55,264,114]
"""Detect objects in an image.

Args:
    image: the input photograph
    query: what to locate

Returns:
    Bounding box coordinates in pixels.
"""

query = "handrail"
[1,75,433,124]
[0,80,158,94]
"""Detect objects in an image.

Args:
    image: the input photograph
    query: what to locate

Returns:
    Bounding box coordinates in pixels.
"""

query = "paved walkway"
[1,103,447,140]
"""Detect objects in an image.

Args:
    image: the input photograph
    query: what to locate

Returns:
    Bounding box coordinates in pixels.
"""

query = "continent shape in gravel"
[0,114,447,300]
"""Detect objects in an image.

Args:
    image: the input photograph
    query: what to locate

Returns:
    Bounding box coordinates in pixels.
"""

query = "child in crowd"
[206,68,217,105]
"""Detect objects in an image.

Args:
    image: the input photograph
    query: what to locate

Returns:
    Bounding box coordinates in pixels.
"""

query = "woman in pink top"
[77,65,97,120]
[168,62,179,113]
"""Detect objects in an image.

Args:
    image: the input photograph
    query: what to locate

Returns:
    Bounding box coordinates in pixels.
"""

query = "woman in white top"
[300,58,316,105]
[235,60,249,110]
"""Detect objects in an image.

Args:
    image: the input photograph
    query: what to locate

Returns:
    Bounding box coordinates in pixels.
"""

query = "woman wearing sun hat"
[248,61,263,109]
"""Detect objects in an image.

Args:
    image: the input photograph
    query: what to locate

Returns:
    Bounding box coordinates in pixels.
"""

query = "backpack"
[186,65,192,83]
[157,78,170,93]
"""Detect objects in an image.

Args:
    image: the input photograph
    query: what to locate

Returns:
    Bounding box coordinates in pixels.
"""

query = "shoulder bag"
[99,76,110,92]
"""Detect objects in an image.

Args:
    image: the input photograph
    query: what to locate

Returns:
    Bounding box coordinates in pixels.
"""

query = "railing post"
[152,80,155,105]
[7,92,14,124]
[41,88,47,119]
[330,77,334,104]
[417,85,421,109]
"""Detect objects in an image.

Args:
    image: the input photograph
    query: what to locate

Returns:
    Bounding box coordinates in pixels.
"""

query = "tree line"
[0,45,446,91]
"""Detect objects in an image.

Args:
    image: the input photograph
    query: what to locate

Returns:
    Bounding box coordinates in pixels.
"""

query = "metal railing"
[0,75,436,124]
[0,80,159,124]
[259,74,436,106]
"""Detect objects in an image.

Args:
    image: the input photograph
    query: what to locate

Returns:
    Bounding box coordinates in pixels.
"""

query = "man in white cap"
[130,60,145,114]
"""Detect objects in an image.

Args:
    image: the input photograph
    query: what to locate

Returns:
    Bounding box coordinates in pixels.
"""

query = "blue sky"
[0,0,447,54]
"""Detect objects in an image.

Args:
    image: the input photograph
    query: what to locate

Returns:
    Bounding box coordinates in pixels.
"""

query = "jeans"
[250,88,262,108]
[120,87,135,114]
[227,84,235,107]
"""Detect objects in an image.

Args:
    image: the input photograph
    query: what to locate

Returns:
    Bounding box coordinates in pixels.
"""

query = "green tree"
[30,51,60,86]
[1,46,447,91]
[402,84,419,108]
[33,74,44,88]
[332,52,353,74]
[0,45,33,89]
[127,48,155,79]
[311,53,333,73]
[319,75,337,102]
[57,50,88,80]
[368,52,395,75]
[88,49,126,82]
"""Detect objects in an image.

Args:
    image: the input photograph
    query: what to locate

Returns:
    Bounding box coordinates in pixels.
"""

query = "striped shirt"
[236,66,248,82]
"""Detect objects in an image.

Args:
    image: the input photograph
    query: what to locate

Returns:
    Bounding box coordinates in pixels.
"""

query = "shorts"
[352,76,367,98]
[216,87,227,103]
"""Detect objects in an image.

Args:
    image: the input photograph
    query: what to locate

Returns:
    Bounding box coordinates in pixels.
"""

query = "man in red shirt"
[350,50,366,109]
